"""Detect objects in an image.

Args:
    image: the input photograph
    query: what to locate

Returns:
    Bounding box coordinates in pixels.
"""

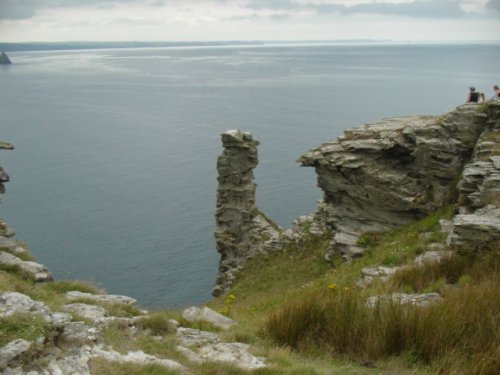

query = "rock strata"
[213,130,282,296]
[447,102,500,248]
[299,105,488,259]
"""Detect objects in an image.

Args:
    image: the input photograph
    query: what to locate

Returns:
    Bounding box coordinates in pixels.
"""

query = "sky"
[0,0,499,43]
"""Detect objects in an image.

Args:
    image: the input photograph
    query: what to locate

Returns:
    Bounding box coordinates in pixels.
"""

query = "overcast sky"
[0,0,499,43]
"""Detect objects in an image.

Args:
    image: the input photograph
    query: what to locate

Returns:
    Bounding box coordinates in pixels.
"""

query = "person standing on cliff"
[466,86,484,103]
[490,85,500,100]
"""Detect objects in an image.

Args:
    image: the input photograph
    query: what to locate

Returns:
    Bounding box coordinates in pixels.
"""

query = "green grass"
[206,205,499,374]
[135,312,177,336]
[89,359,182,375]
[209,230,332,317]
[43,280,102,294]
[0,245,34,262]
[262,241,500,375]
[0,314,49,347]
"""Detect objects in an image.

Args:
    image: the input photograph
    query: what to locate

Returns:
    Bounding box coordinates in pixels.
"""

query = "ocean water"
[1,43,499,307]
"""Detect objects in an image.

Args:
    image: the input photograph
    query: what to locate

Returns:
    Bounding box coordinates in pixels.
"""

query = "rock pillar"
[213,130,259,296]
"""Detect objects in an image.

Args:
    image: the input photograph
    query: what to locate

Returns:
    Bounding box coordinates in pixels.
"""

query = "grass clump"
[390,244,499,294]
[43,280,101,295]
[263,249,500,375]
[135,312,176,336]
[0,314,49,347]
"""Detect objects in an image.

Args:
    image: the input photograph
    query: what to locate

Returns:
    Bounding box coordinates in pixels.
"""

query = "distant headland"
[0,52,12,64]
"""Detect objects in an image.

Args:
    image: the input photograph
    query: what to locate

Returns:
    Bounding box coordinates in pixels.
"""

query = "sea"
[1,42,499,308]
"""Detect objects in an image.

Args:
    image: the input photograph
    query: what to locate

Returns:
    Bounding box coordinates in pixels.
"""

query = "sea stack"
[213,130,282,296]
[0,52,12,65]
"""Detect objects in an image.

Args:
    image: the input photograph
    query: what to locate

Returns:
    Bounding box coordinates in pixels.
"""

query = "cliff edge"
[213,102,500,293]
[299,102,498,260]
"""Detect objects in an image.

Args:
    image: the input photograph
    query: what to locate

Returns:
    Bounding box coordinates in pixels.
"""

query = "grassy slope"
[1,206,497,374]
[208,206,499,375]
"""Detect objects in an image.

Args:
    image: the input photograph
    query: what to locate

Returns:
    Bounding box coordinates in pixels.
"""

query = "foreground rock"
[0,251,52,282]
[182,306,236,330]
[176,326,266,370]
[0,290,267,373]
[0,340,31,370]
[299,104,490,259]
[64,290,137,305]
[366,293,442,308]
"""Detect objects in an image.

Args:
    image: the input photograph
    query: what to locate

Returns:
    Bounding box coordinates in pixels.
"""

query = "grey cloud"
[245,0,468,18]
[245,0,296,11]
[0,0,147,20]
[0,1,37,20]
[486,0,500,11]
[315,1,465,18]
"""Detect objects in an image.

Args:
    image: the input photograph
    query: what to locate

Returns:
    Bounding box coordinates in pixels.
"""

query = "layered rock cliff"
[213,130,282,296]
[299,103,497,260]
[213,102,500,293]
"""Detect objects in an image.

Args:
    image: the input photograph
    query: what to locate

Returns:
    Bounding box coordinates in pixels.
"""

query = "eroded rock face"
[213,130,282,296]
[299,105,487,259]
[448,101,500,248]
[0,142,13,196]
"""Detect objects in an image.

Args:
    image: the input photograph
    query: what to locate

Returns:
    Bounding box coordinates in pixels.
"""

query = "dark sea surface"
[1,43,499,307]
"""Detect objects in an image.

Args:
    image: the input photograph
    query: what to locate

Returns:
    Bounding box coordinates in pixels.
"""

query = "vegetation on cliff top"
[207,207,499,375]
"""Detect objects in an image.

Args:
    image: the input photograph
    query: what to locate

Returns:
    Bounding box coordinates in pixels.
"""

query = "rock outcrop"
[0,140,268,373]
[0,142,13,197]
[0,52,11,65]
[213,130,282,296]
[299,104,490,259]
[448,101,500,248]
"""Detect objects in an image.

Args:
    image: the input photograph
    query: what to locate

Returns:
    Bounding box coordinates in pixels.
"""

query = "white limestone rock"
[91,346,186,372]
[198,342,266,370]
[176,346,203,364]
[60,322,98,344]
[0,252,52,282]
[64,291,137,305]
[182,306,236,330]
[0,339,32,369]
[176,327,220,347]
[0,292,51,321]
[366,293,441,308]
[415,251,453,267]
[62,303,107,323]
